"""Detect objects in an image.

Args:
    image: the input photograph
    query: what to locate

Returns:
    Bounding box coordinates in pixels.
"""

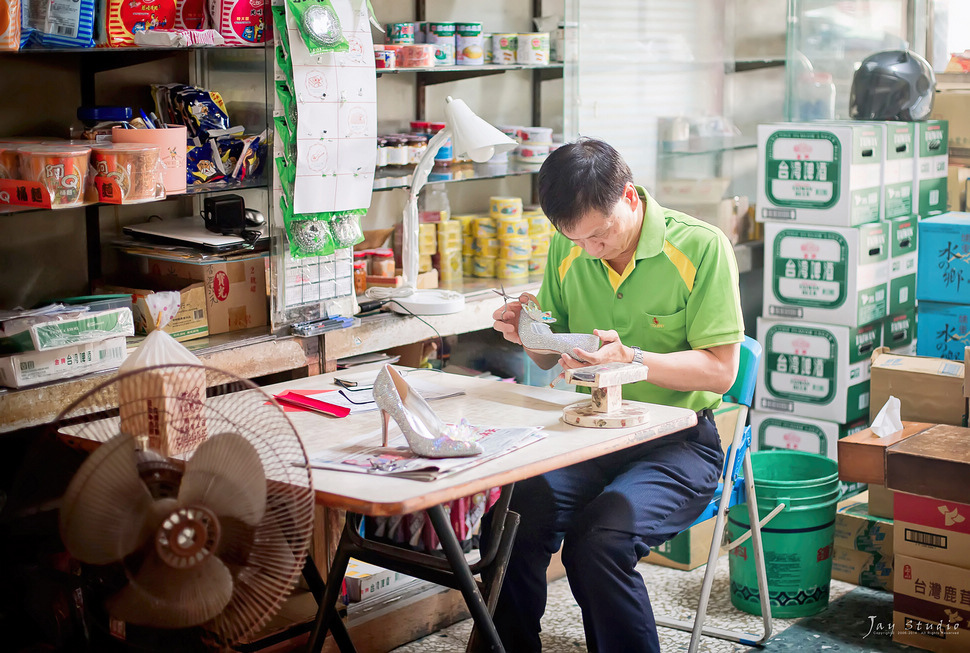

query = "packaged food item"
[463,256,475,277]
[473,216,497,238]
[499,237,531,261]
[1,0,20,51]
[230,131,267,182]
[385,22,415,44]
[103,0,176,47]
[516,32,550,65]
[473,238,500,258]
[30,0,96,47]
[455,23,484,66]
[497,259,529,280]
[496,215,529,238]
[426,22,455,65]
[175,0,206,29]
[489,196,523,219]
[473,256,496,278]
[419,254,433,273]
[353,261,367,294]
[17,144,91,207]
[371,248,395,276]
[0,141,25,178]
[91,143,162,202]
[492,34,517,64]
[398,44,436,68]
[529,257,547,275]
[436,250,462,281]
[185,140,226,185]
[418,222,437,255]
[112,124,188,194]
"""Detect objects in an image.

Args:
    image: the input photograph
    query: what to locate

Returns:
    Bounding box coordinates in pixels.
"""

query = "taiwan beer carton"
[832,546,893,591]
[914,120,949,218]
[881,121,917,219]
[917,212,970,304]
[763,221,889,327]
[835,491,894,559]
[916,301,970,361]
[750,410,868,461]
[893,554,970,652]
[756,317,882,423]
[888,215,918,314]
[883,310,916,354]
[756,122,882,227]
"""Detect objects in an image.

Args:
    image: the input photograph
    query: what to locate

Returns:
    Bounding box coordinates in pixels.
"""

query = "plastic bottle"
[419,183,450,223]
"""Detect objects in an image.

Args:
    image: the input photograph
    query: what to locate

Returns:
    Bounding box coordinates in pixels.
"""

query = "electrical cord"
[385,299,447,369]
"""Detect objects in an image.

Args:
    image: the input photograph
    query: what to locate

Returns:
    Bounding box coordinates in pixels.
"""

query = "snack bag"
[174,0,206,30]
[210,0,270,46]
[117,291,207,457]
[102,0,177,47]
[1,0,20,50]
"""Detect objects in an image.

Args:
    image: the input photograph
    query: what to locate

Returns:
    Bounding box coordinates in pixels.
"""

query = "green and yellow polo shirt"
[537,186,744,412]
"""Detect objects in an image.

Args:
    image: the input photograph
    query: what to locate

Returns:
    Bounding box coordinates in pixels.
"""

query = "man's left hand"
[559,329,633,371]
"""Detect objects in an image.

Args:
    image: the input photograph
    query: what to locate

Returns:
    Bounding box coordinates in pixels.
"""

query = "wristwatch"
[630,346,643,365]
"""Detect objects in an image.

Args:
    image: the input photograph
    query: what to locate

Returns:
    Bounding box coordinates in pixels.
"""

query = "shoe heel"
[381,410,391,446]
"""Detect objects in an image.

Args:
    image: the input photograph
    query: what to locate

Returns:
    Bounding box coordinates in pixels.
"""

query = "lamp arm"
[402,127,452,287]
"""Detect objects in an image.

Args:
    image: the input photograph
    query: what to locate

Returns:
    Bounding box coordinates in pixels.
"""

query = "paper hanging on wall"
[283,0,376,214]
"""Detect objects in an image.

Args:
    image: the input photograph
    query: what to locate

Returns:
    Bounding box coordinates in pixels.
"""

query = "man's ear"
[623,182,638,208]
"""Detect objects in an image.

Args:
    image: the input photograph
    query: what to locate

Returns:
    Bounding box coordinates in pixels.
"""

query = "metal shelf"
[374,160,541,191]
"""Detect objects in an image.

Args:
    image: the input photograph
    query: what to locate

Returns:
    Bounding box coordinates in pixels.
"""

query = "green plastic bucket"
[727,450,841,618]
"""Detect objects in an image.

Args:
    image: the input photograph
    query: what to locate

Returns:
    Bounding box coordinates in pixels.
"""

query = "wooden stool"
[562,362,650,428]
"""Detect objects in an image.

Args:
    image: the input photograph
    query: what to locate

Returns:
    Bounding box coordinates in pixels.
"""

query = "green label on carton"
[890,217,917,258]
[918,177,948,217]
[885,181,913,218]
[856,284,888,326]
[772,229,848,309]
[918,121,948,158]
[764,131,841,209]
[765,324,837,404]
[889,275,916,315]
[757,417,828,456]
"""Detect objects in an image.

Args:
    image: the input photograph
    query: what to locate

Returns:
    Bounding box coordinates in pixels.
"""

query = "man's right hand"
[492,292,538,346]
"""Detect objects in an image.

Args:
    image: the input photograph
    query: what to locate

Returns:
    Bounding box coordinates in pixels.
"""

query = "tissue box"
[832,546,893,591]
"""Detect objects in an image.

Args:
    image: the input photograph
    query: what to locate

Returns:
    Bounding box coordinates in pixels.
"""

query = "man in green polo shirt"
[487,138,744,652]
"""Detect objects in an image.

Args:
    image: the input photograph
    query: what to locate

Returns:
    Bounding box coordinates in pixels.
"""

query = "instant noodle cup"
[91,143,162,202]
[18,144,92,207]
[0,142,22,179]
[398,44,436,68]
[113,125,187,194]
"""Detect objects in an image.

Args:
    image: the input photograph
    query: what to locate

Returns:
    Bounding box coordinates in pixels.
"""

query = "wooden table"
[261,367,698,653]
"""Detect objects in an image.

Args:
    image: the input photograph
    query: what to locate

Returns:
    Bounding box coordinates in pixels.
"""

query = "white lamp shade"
[444,97,518,163]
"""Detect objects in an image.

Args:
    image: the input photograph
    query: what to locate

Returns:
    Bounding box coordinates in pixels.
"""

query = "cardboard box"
[756,317,881,423]
[931,91,970,152]
[837,422,933,485]
[343,558,419,603]
[869,349,965,425]
[831,546,893,591]
[880,122,917,219]
[887,215,918,315]
[751,410,867,460]
[0,336,128,388]
[882,310,916,354]
[895,492,970,570]
[893,554,970,652]
[139,253,268,335]
[887,424,970,505]
[869,484,895,519]
[756,122,883,226]
[835,491,894,559]
[99,281,208,342]
[763,222,889,327]
[917,301,970,361]
[914,120,949,219]
[916,212,970,304]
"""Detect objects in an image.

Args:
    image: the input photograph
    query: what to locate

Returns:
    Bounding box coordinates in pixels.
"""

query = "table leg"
[466,507,519,653]
[306,524,357,653]
[426,504,505,653]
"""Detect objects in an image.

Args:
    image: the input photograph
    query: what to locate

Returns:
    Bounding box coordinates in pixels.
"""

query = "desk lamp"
[383,96,517,315]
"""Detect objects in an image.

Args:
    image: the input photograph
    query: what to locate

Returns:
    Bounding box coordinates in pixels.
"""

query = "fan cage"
[53,364,316,648]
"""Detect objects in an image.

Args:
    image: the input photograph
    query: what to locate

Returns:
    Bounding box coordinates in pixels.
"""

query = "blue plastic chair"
[654,336,772,653]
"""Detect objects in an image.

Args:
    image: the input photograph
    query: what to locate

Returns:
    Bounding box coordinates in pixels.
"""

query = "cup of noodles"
[17,144,92,207]
[516,32,550,65]
[91,143,163,202]
[113,125,187,194]
[398,44,436,68]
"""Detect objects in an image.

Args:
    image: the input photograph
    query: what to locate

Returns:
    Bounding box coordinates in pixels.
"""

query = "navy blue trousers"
[482,411,724,652]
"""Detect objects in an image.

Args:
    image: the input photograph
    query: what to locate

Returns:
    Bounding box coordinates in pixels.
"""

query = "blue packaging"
[916,301,970,361]
[28,0,97,48]
[916,212,970,304]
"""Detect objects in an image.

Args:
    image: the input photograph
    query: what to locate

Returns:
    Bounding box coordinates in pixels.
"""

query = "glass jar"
[385,136,409,166]
[376,137,389,167]
[353,261,367,294]
[407,133,429,165]
[371,248,396,276]
[410,120,430,134]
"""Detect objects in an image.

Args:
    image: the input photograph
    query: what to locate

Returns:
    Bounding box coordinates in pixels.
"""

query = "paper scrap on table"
[871,395,903,438]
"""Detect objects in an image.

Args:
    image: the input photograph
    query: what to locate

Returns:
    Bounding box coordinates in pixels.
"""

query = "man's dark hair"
[537,138,634,232]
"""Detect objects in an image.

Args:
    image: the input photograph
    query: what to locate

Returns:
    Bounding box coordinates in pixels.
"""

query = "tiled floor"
[391,556,864,652]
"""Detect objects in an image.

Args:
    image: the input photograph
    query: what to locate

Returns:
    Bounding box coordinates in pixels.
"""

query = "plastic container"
[18,144,92,207]
[727,451,841,618]
[419,183,450,223]
[91,143,161,202]
[406,134,429,165]
[409,120,431,134]
[112,124,187,194]
[794,72,836,122]
[385,136,409,166]
[353,261,367,294]
[399,44,436,68]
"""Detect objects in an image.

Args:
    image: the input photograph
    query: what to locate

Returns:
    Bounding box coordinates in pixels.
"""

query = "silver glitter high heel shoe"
[517,301,600,361]
[373,365,484,459]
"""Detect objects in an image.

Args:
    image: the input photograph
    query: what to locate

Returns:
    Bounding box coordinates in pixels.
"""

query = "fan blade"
[60,433,154,565]
[179,432,266,526]
[106,551,234,628]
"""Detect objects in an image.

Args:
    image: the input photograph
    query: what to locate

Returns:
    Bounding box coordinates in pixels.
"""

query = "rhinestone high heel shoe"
[516,301,600,361]
[373,365,484,459]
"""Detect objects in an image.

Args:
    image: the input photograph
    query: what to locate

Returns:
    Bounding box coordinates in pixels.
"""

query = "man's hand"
[557,329,633,373]
[492,292,537,345]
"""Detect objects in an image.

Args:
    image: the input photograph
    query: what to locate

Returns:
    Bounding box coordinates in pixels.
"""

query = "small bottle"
[353,261,368,294]
[407,133,429,164]
[419,183,450,223]
[430,122,453,165]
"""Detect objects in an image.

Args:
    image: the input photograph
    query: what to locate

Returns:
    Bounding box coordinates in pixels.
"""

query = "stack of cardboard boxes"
[752,120,947,476]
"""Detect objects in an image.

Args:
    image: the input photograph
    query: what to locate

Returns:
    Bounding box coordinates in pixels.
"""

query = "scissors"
[491,281,555,323]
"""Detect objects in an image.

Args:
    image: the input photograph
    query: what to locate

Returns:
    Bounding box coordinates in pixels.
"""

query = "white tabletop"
[260,366,698,516]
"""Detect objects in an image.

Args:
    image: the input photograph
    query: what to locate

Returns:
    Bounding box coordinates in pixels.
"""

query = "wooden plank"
[886,424,970,504]
[837,421,933,485]
[564,362,648,388]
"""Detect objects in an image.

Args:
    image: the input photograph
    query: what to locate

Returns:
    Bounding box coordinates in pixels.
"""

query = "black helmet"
[849,50,935,121]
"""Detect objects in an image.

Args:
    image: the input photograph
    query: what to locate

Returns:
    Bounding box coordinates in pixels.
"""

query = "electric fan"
[54,363,315,650]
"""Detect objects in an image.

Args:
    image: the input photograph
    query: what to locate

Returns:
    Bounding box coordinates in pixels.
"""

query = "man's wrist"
[629,346,643,365]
